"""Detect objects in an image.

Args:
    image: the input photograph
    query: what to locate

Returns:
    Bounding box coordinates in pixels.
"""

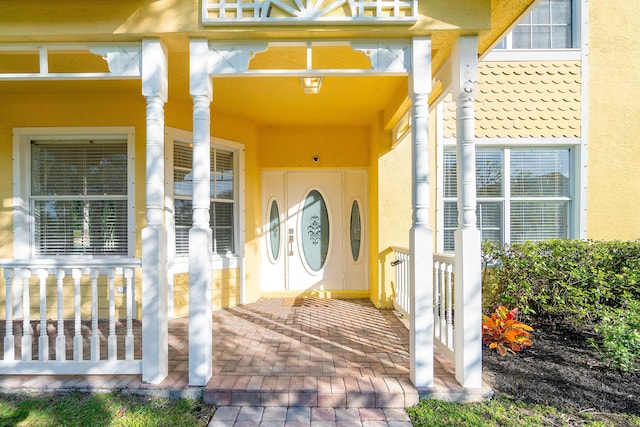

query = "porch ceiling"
[210,75,406,126]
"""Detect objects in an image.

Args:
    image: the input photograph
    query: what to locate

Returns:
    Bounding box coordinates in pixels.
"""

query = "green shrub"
[594,299,640,372]
[482,239,640,372]
[481,239,640,324]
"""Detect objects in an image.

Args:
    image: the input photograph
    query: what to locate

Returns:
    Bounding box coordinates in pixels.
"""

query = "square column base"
[410,225,434,388]
[454,228,482,388]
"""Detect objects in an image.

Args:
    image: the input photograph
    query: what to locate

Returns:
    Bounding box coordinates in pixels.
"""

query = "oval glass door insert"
[300,190,330,272]
[350,200,362,262]
[268,200,280,261]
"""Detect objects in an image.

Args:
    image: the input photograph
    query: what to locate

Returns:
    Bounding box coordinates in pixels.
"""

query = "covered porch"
[0,298,488,405]
[0,0,537,400]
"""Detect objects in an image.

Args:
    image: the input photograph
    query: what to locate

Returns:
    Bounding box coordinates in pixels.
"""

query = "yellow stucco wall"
[376,130,412,308]
[257,126,370,169]
[172,268,241,317]
[375,107,439,308]
[587,2,640,240]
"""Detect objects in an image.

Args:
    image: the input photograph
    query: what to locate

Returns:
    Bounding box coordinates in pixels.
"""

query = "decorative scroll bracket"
[89,46,142,77]
[351,42,411,73]
[208,43,269,75]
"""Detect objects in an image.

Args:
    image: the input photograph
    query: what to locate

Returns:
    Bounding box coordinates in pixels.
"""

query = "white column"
[452,36,483,388]
[409,37,434,389]
[189,38,213,386]
[141,38,169,384]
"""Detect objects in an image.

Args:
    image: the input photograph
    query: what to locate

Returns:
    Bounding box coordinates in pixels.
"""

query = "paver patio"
[0,298,487,406]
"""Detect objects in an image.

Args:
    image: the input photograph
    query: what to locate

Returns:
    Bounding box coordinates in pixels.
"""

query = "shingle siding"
[444,61,581,139]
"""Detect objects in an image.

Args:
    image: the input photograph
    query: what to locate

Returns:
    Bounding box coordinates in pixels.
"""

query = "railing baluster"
[55,269,66,361]
[38,269,49,361]
[4,268,14,361]
[21,268,32,361]
[433,261,440,340]
[404,253,410,314]
[108,268,117,361]
[72,268,83,361]
[125,267,135,360]
[14,268,22,319]
[439,262,446,342]
[90,269,100,361]
[445,263,454,349]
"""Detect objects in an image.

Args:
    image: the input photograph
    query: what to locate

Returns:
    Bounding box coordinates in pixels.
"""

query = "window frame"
[12,127,136,259]
[164,127,245,272]
[438,139,580,253]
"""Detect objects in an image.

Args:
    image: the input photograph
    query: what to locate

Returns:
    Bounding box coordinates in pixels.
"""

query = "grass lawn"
[407,394,640,427]
[2,391,640,427]
[0,392,215,427]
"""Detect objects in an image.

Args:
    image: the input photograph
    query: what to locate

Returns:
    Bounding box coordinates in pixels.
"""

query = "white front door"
[261,170,368,292]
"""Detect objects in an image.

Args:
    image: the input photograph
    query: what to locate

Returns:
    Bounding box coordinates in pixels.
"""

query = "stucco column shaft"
[189,39,213,386]
[409,37,434,389]
[452,36,483,388]
[141,39,169,384]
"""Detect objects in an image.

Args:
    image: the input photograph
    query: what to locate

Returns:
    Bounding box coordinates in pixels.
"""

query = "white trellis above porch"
[202,0,417,25]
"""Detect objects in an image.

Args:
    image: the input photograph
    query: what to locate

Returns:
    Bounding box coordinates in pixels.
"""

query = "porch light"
[301,76,323,94]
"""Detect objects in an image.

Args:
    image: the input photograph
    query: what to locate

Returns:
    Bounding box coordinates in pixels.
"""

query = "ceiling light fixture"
[301,76,323,94]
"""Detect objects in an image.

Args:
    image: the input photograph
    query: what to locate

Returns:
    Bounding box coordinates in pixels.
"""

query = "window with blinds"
[173,141,235,257]
[509,149,571,243]
[30,140,129,256]
[443,147,571,251]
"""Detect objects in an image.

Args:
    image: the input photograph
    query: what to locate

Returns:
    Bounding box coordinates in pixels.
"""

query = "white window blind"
[173,141,235,257]
[443,147,571,251]
[509,149,570,243]
[510,149,570,198]
[30,140,128,256]
[173,143,193,257]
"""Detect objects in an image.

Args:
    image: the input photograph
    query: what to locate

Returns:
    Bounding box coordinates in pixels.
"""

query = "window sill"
[483,49,581,62]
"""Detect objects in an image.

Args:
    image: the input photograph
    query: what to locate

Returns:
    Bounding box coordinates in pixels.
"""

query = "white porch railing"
[0,258,142,375]
[432,254,455,361]
[390,247,456,361]
[390,246,411,317]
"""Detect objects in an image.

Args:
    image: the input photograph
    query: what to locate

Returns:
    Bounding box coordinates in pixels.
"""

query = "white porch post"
[452,36,483,388]
[189,38,213,386]
[409,37,434,389]
[141,39,169,384]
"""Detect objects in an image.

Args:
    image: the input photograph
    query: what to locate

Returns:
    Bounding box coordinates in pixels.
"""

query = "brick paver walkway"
[203,298,432,408]
[0,298,490,426]
[208,405,414,427]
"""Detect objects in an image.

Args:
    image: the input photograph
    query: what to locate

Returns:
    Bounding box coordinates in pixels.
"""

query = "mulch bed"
[482,322,640,416]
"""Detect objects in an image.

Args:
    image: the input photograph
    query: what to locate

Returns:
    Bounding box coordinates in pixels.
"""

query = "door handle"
[288,229,294,256]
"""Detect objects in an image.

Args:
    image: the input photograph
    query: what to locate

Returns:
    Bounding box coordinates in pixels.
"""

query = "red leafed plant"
[482,306,533,356]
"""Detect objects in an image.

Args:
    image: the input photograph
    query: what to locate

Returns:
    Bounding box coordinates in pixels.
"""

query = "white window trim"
[12,126,136,259]
[484,49,581,62]
[437,137,582,252]
[164,127,245,273]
